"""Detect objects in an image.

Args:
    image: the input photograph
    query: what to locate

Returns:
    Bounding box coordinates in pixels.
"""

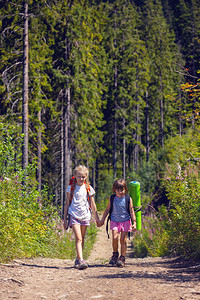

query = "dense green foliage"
[0,125,97,262]
[0,0,200,260]
[133,129,200,259]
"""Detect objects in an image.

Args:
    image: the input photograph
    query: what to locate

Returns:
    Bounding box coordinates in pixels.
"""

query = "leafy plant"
[132,215,169,258]
[163,173,200,258]
[0,125,97,262]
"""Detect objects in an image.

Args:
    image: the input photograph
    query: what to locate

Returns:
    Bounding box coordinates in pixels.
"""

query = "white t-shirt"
[67,184,95,221]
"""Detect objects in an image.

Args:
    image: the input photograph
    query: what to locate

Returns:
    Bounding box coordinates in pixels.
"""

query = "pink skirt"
[110,219,132,233]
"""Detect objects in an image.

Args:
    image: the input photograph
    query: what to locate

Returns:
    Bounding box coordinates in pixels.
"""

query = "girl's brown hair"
[112,178,128,194]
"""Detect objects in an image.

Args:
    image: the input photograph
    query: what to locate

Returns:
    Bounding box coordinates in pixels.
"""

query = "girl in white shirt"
[64,165,100,270]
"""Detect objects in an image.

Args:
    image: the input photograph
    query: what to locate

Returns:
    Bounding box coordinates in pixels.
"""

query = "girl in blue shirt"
[99,178,137,267]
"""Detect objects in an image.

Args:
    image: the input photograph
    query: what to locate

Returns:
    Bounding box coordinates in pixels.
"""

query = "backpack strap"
[106,194,116,239]
[125,195,131,239]
[69,176,76,204]
[85,183,91,211]
[125,195,130,215]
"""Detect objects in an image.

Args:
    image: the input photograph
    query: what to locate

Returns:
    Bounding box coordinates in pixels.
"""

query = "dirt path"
[1,223,200,300]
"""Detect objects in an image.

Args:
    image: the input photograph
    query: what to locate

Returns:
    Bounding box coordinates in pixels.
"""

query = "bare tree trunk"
[92,162,95,190]
[160,76,164,149]
[61,106,64,218]
[113,13,117,178]
[122,33,126,180]
[37,110,42,196]
[65,85,71,184]
[179,88,182,137]
[134,103,140,172]
[22,1,28,170]
[145,90,150,163]
[113,62,117,179]
[62,37,71,218]
[122,115,126,179]
[63,85,71,218]
[134,85,140,172]
[74,114,78,167]
[95,158,99,199]
[160,96,164,148]
[128,145,132,174]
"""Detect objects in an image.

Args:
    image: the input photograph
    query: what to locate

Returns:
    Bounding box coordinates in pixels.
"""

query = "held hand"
[96,220,101,227]
[63,219,68,230]
[98,219,104,227]
[132,223,137,232]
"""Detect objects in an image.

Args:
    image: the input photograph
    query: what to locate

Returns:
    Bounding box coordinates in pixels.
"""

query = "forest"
[0,0,200,261]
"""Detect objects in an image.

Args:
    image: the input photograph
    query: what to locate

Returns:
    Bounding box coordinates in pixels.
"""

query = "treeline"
[0,0,200,213]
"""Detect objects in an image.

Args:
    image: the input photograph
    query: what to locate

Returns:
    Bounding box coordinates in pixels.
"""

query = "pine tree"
[168,0,200,77]
[22,0,29,170]
[0,1,23,121]
[101,0,149,176]
[43,0,107,211]
[141,0,182,153]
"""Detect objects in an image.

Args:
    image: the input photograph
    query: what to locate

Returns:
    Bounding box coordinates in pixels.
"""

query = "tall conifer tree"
[141,0,181,151]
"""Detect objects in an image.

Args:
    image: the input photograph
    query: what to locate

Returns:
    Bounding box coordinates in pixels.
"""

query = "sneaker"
[74,258,80,269]
[116,255,125,267]
[78,260,88,270]
[109,251,119,266]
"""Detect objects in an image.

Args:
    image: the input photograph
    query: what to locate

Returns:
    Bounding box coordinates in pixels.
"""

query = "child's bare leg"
[72,224,84,260]
[80,225,87,249]
[120,231,128,257]
[112,230,119,252]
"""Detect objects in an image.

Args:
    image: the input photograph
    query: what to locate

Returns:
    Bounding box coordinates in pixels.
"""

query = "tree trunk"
[134,100,140,172]
[95,158,99,200]
[63,85,71,218]
[61,108,64,217]
[179,88,182,137]
[134,137,138,172]
[113,11,117,179]
[145,90,150,163]
[92,162,95,190]
[122,32,126,180]
[160,76,164,148]
[160,96,164,148]
[122,115,126,179]
[37,110,42,196]
[22,1,29,170]
[62,36,71,218]
[113,62,117,179]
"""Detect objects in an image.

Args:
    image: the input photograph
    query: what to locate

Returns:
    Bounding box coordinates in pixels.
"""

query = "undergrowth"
[0,172,97,262]
[132,170,200,259]
[0,124,97,262]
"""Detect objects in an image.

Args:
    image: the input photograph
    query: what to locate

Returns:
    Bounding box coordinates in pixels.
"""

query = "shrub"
[132,214,169,258]
[163,173,200,258]
[0,124,97,262]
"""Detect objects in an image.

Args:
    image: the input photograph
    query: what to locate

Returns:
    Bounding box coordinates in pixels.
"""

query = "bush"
[0,124,97,262]
[0,170,97,262]
[132,214,169,258]
[163,174,200,258]
[133,128,200,259]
